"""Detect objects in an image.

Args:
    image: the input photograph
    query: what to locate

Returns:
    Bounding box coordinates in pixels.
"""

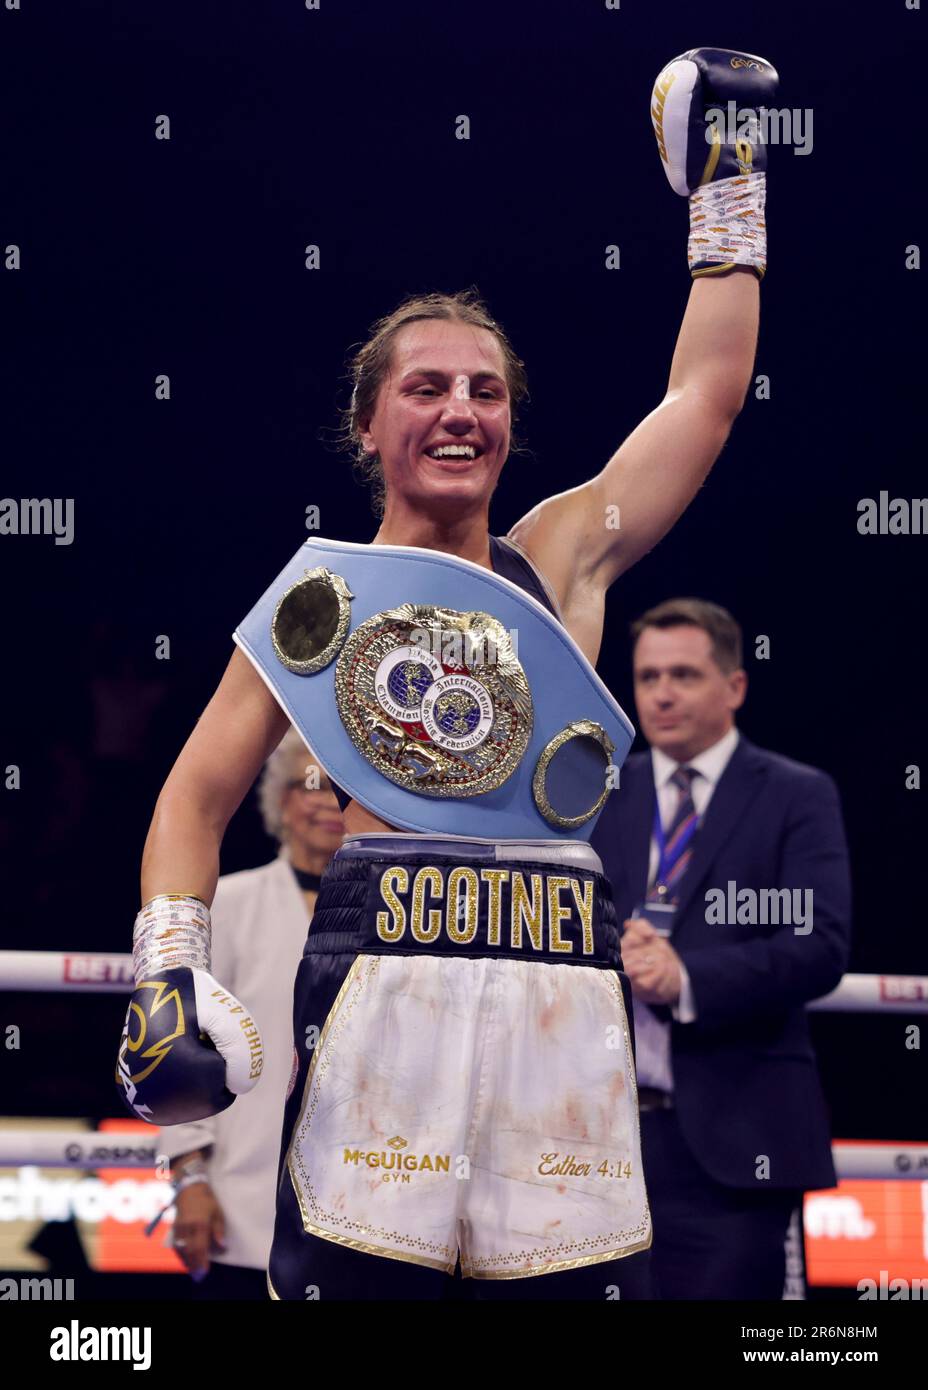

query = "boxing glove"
[115,895,264,1125]
[651,47,779,279]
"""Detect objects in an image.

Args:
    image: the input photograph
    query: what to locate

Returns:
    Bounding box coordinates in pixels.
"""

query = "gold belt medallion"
[335,605,533,797]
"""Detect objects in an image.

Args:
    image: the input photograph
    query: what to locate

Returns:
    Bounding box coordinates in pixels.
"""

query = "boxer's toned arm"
[141,648,291,905]
[116,649,290,1126]
[509,271,757,623]
[591,266,759,577]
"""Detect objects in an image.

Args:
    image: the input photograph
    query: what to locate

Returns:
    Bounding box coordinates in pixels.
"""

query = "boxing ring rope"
[0,1131,163,1168]
[1,951,925,1010]
[808,974,928,1014]
[0,1131,924,1179]
[1,952,925,1176]
[0,950,134,992]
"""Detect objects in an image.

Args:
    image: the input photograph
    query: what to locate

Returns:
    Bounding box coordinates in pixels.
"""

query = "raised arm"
[510,269,758,600]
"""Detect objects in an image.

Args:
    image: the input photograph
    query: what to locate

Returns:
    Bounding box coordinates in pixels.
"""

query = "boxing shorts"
[268,833,652,1291]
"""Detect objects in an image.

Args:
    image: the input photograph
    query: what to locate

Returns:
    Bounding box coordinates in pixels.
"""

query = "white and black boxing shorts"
[270,834,652,1287]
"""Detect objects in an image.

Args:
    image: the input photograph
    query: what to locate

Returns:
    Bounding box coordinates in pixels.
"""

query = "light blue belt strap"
[234,536,634,841]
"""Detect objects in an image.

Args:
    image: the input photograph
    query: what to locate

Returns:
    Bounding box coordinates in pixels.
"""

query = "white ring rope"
[830,1144,928,1182]
[0,1130,923,1179]
[0,1131,163,1168]
[0,958,924,1174]
[807,973,928,1014]
[1,952,925,1012]
[0,951,134,992]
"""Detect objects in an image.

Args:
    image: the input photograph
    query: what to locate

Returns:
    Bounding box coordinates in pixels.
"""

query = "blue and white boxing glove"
[115,894,264,1125]
[650,47,779,279]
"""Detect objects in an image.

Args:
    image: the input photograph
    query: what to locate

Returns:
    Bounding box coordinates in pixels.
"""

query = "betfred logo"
[879,976,928,1004]
[63,956,134,986]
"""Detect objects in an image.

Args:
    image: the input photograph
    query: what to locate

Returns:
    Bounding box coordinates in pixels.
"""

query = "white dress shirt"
[156,851,311,1270]
[633,725,740,1092]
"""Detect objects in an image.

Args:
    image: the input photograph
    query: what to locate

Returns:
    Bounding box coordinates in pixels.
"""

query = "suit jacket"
[592,734,851,1192]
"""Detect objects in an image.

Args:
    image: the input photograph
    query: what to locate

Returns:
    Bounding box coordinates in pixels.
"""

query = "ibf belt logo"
[343,1135,451,1184]
[336,606,532,800]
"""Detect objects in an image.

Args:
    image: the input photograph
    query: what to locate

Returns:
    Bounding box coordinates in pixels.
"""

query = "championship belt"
[234,537,635,841]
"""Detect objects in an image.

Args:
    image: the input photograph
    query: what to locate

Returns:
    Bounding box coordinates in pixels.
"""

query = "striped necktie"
[647,765,699,905]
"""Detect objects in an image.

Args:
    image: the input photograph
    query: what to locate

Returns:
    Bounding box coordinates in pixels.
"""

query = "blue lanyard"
[652,795,700,886]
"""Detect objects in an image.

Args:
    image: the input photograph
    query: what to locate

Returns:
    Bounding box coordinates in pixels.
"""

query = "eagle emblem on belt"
[335,605,533,797]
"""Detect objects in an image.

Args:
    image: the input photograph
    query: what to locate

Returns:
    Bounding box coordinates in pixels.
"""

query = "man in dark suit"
[593,597,851,1300]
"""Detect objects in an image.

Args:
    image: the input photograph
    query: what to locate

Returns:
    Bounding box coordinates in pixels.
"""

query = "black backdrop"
[1,2,925,1147]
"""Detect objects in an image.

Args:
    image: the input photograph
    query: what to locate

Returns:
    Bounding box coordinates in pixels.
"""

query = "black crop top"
[328,535,561,813]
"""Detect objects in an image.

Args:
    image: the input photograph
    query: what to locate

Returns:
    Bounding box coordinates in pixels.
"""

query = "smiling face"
[358,319,512,519]
[633,625,747,762]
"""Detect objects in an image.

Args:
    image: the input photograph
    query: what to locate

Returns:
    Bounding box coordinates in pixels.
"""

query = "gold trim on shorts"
[290,1200,455,1274]
[460,966,652,1280]
[283,956,650,1280]
[285,953,457,1273]
[461,1228,653,1280]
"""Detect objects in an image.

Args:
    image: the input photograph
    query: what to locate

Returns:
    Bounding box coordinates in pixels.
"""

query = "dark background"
[0,0,924,1279]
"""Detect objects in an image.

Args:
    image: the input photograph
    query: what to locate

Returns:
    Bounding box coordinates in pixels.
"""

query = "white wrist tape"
[688,171,766,279]
[132,894,211,984]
